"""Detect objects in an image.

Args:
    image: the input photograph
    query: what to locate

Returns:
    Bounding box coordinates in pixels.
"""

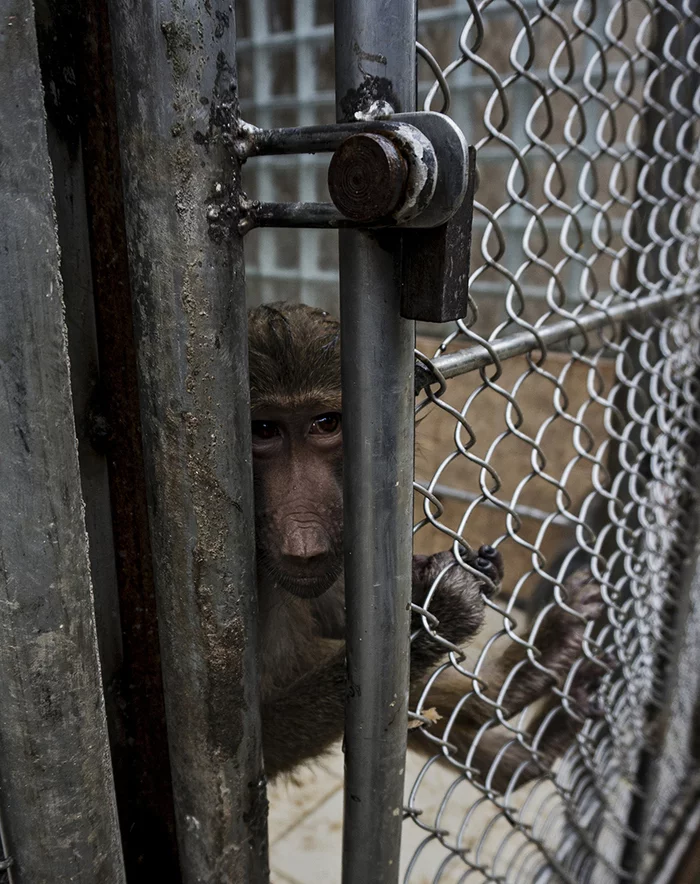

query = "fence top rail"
[415,288,691,391]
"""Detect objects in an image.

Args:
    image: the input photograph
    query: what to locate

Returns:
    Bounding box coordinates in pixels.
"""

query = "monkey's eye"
[309,413,341,434]
[251,420,281,440]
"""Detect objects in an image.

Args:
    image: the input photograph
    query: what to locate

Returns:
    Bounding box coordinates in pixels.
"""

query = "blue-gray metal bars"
[0,2,125,880]
[106,1,268,881]
[335,3,418,883]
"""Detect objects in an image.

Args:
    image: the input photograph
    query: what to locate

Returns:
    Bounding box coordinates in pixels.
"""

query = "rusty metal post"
[106,0,268,881]
[0,2,125,880]
[32,0,183,875]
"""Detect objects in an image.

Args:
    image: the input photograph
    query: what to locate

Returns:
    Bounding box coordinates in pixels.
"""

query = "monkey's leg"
[444,717,582,795]
[458,569,605,725]
[423,655,605,794]
[410,569,609,792]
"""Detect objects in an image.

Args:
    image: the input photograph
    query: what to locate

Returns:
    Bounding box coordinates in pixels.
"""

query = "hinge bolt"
[328,133,408,224]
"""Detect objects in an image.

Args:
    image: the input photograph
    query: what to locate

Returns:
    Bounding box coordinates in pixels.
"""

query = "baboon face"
[248,302,343,599]
[252,405,343,598]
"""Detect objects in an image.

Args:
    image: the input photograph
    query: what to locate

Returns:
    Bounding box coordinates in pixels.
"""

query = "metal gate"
[1,0,263,880]
[1,0,699,882]
[238,0,700,879]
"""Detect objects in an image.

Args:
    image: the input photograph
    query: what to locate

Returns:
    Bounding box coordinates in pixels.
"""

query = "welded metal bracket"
[233,112,475,322]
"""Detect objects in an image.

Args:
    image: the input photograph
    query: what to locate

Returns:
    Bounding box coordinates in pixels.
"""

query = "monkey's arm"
[262,547,503,780]
[260,631,467,781]
[410,568,609,792]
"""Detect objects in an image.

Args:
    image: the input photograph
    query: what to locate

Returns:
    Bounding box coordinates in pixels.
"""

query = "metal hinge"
[232,113,475,323]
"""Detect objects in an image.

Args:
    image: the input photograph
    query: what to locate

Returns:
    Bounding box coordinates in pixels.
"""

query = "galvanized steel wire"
[408,0,700,880]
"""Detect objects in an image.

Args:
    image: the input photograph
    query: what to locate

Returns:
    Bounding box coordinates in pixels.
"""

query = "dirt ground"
[414,335,618,604]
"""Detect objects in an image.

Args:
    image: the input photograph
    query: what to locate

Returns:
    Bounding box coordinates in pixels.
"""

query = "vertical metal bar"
[34,0,124,703]
[77,2,182,875]
[106,1,268,881]
[0,2,125,881]
[335,4,417,883]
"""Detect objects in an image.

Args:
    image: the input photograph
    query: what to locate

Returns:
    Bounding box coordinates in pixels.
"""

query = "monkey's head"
[248,303,343,599]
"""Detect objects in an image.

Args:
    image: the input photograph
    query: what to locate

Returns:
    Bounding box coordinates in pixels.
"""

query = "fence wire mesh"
[0,821,11,884]
[235,0,700,880]
[408,0,700,880]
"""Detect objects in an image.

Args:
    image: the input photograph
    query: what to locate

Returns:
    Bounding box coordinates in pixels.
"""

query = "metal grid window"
[236,0,338,311]
[235,0,656,324]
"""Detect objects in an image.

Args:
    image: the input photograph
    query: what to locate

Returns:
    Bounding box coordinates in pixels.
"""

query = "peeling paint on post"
[106,0,268,881]
[0,2,126,881]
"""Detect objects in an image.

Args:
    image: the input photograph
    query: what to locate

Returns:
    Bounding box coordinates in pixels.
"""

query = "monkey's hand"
[407,567,610,793]
[409,546,503,678]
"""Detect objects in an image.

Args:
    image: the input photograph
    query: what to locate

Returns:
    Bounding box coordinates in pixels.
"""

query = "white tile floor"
[268,608,561,883]
[268,746,558,883]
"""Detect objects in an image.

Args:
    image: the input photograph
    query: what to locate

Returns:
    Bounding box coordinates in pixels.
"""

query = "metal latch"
[233,113,474,323]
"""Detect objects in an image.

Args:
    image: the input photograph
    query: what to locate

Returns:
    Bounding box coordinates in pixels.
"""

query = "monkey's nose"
[280,526,330,566]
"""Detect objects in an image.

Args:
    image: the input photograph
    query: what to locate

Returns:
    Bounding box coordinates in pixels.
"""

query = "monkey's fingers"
[453,543,502,596]
[478,544,504,579]
[474,544,504,585]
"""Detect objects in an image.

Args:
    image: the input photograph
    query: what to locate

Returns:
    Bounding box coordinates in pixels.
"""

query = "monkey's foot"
[533,568,609,691]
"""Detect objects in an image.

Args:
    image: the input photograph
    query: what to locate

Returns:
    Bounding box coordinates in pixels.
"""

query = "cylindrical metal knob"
[327,133,408,223]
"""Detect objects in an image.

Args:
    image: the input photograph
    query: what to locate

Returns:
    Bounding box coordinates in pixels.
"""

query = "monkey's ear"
[321,332,340,353]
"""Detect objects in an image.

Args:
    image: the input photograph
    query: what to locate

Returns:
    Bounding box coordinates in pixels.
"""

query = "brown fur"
[248,303,341,412]
[249,302,608,789]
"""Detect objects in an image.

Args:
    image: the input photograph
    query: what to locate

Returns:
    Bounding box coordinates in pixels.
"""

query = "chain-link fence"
[236,0,700,881]
[408,0,700,880]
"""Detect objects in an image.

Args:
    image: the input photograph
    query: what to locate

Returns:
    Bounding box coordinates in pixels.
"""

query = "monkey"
[248,302,609,791]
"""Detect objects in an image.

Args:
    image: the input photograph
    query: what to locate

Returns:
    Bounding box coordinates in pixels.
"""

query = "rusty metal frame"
[0,2,125,879]
[106,1,268,880]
